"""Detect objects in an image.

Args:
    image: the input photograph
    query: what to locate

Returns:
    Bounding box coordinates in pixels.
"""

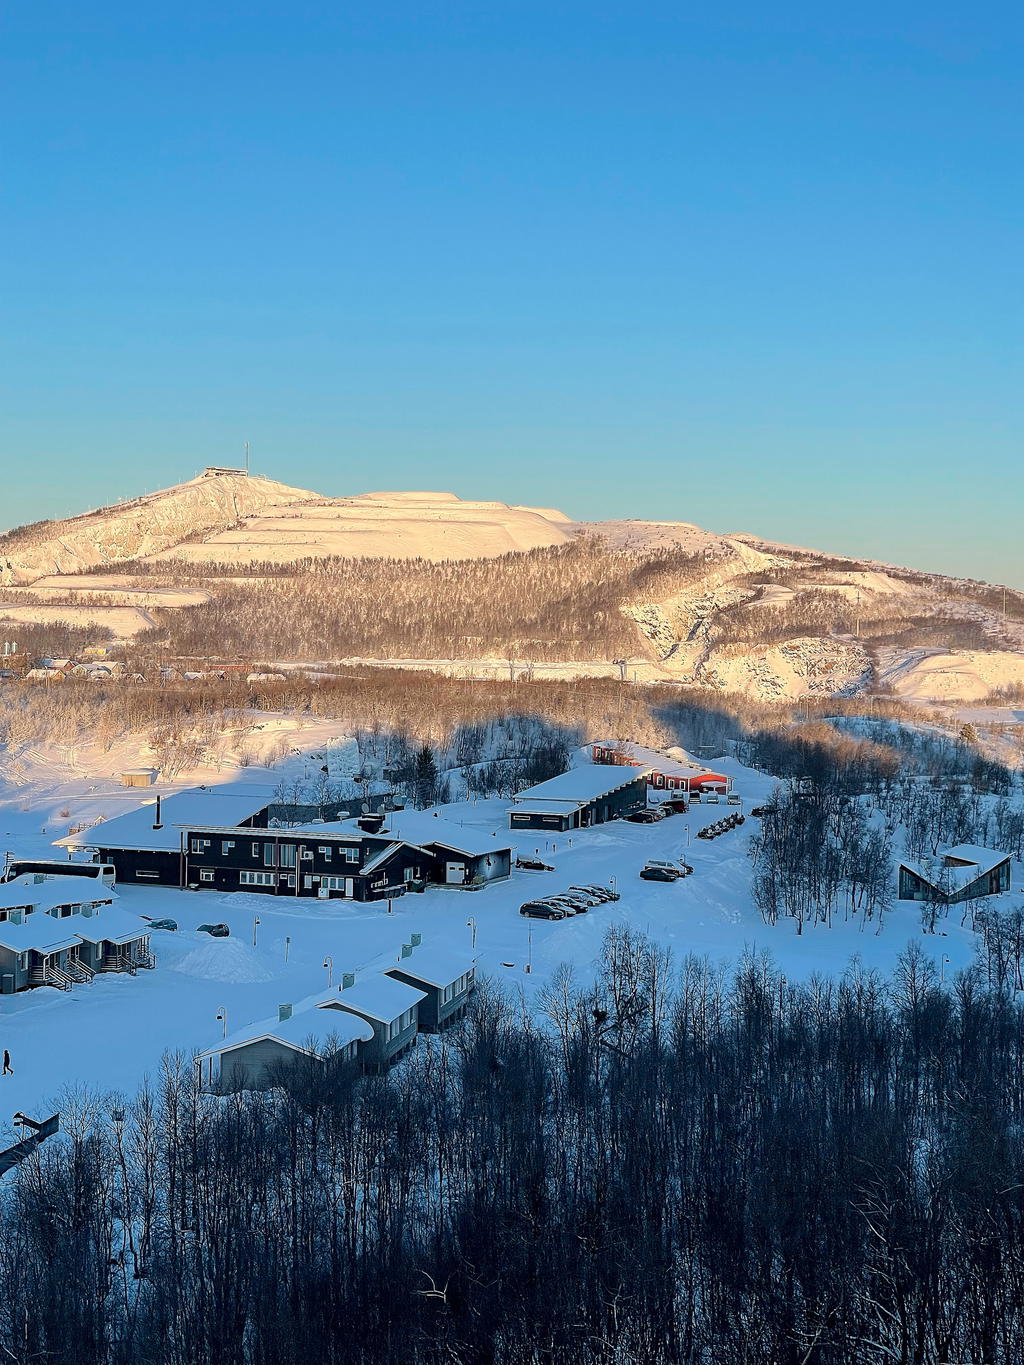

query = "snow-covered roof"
[198,998,375,1061]
[57,789,271,852]
[376,810,511,856]
[0,876,116,913]
[509,799,585,817]
[591,740,726,782]
[900,844,1010,893]
[0,921,84,954]
[942,845,1010,872]
[360,842,404,875]
[70,907,152,946]
[510,763,652,808]
[387,943,476,990]
[330,973,426,1023]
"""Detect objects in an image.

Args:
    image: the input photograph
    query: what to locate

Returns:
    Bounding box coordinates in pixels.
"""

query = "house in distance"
[509,765,650,832]
[898,845,1012,904]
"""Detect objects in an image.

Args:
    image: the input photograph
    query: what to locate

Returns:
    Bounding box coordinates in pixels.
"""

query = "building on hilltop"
[898,845,1011,904]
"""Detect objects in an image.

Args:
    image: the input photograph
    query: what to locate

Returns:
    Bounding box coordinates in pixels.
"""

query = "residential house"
[197,996,374,1092]
[898,845,1012,904]
[386,937,477,1032]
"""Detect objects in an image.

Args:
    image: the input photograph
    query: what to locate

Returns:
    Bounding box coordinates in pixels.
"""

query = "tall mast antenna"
[244,441,250,474]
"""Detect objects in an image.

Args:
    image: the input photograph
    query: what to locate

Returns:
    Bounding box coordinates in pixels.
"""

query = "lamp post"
[323,956,333,988]
[466,917,477,950]
[252,915,261,948]
[216,1007,228,1039]
[941,955,951,986]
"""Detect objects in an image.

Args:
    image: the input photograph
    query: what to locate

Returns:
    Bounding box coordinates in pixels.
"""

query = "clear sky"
[2,2,1021,585]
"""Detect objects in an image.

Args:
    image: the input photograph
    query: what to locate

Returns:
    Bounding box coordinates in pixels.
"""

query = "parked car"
[520,901,566,920]
[570,884,618,902]
[645,860,684,878]
[147,918,178,932]
[640,865,679,882]
[546,895,589,914]
[662,797,689,814]
[197,923,230,937]
[689,791,703,803]
[516,856,555,871]
[750,806,766,817]
[727,794,742,806]
[627,809,662,823]
[705,792,721,804]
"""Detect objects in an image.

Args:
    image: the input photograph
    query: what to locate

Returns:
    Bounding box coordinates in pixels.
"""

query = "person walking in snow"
[2,1050,12,1076]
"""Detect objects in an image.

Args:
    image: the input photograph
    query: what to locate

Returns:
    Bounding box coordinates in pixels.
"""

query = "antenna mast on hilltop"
[244,441,250,474]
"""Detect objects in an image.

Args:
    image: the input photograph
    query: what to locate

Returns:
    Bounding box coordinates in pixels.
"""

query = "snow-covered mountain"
[2,471,1022,705]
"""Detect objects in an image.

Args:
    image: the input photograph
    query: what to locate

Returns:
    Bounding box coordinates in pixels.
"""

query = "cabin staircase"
[28,963,74,991]
[65,958,95,984]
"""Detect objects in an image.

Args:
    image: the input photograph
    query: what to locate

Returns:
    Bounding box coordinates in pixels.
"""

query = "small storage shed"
[121,768,157,788]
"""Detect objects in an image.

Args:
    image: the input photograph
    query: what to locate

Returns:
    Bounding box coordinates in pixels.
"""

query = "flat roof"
[510,763,652,808]
[57,789,271,853]
[374,810,511,857]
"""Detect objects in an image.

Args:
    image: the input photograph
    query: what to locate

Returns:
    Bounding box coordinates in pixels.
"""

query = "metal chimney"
[152,795,163,830]
[410,932,422,948]
[279,1004,292,1022]
[341,972,355,990]
[401,943,413,959]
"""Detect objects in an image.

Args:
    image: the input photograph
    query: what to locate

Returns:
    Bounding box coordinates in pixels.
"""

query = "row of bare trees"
[5,933,1024,1364]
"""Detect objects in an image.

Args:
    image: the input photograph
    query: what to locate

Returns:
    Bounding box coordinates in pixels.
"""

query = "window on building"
[200,869,215,883]
[240,870,275,887]
[221,840,235,855]
[345,847,360,864]
[318,846,332,858]
[251,842,260,857]
[280,845,297,868]
[263,844,276,867]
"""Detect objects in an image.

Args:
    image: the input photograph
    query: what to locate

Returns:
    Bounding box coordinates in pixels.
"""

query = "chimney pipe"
[410,932,422,948]
[279,1004,292,1022]
[341,972,355,990]
[153,795,163,830]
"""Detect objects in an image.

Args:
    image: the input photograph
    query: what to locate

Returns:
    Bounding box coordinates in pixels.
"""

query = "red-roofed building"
[591,741,729,795]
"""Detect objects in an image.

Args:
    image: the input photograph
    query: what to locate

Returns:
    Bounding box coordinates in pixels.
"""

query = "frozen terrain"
[0,743,1007,1138]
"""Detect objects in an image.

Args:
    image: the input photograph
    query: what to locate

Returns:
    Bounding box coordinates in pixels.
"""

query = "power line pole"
[244,441,250,474]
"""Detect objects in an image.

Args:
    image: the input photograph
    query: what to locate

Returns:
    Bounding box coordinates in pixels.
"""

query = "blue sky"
[2,2,1021,585]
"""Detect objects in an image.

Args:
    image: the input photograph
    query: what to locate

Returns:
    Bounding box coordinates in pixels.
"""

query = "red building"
[590,741,729,794]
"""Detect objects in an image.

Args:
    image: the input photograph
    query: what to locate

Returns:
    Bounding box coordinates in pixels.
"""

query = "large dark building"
[60,790,512,901]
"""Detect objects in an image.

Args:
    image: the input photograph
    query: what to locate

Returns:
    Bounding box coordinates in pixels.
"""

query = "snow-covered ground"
[0,746,1003,1144]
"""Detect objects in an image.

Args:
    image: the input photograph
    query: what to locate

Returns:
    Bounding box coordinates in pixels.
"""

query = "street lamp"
[216,1007,228,1039]
[466,917,477,950]
[252,915,261,947]
[941,955,951,985]
[323,956,333,988]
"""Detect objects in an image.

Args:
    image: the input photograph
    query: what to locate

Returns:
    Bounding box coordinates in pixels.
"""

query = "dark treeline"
[6,932,1024,1364]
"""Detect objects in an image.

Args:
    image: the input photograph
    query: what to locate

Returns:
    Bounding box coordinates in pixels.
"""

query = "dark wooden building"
[509,765,650,832]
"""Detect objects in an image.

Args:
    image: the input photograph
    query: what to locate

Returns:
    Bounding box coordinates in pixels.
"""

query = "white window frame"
[199,869,215,883]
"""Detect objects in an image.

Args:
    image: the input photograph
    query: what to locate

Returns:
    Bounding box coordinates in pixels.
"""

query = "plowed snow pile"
[173,938,276,984]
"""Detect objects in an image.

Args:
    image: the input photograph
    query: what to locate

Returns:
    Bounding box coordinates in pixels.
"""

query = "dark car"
[627,809,662,823]
[197,922,230,937]
[147,918,178,931]
[750,806,766,817]
[570,884,616,902]
[516,856,555,871]
[520,901,566,920]
[640,865,679,882]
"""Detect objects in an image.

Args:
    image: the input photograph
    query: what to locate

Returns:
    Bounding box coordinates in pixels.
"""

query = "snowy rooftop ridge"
[387,942,477,989]
[510,763,652,807]
[198,996,375,1061]
[0,875,116,912]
